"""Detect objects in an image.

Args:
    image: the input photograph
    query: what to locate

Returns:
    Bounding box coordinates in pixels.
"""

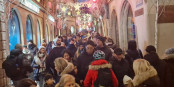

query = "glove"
[123,75,132,85]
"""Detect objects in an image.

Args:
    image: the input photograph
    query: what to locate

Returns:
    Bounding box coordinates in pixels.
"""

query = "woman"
[55,74,80,87]
[62,50,73,62]
[54,58,76,83]
[124,59,160,87]
[32,46,47,87]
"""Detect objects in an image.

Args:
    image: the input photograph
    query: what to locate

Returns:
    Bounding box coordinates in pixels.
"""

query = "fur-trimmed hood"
[60,63,74,76]
[89,59,112,70]
[132,66,158,86]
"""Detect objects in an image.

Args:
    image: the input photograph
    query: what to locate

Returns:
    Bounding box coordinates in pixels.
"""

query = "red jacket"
[84,59,118,87]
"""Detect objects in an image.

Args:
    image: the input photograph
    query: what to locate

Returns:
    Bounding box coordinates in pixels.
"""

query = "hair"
[44,74,53,81]
[62,50,73,58]
[144,52,160,67]
[146,45,156,53]
[133,59,152,75]
[28,40,33,44]
[15,44,22,50]
[54,58,68,73]
[128,40,137,50]
[55,74,75,87]
[17,78,37,87]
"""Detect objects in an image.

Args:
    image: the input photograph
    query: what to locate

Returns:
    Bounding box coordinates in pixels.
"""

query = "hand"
[123,75,132,85]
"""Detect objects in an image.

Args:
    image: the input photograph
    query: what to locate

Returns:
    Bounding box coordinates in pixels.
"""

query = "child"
[44,74,54,87]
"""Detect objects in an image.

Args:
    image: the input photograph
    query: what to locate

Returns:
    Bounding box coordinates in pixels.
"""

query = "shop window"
[8,11,21,51]
[37,21,41,47]
[26,16,33,42]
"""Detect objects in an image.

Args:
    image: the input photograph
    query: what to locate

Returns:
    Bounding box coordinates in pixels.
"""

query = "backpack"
[2,56,19,79]
[94,68,113,87]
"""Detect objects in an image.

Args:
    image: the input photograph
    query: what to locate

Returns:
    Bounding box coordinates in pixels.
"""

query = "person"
[27,40,38,56]
[46,37,66,77]
[44,74,54,87]
[84,50,118,87]
[55,74,80,87]
[41,39,47,47]
[96,36,112,61]
[77,40,95,85]
[67,38,77,57]
[32,46,47,87]
[163,48,174,87]
[144,45,168,87]
[15,44,23,51]
[125,40,143,67]
[110,48,133,87]
[123,59,160,87]
[54,58,75,83]
[46,41,53,54]
[16,78,37,87]
[73,42,84,66]
[2,49,23,86]
[62,50,73,62]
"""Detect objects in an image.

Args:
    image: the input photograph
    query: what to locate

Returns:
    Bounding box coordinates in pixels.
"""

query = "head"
[128,40,137,50]
[9,49,23,59]
[39,46,46,54]
[76,34,81,41]
[15,44,23,51]
[85,40,95,55]
[53,37,62,46]
[96,36,106,47]
[45,74,54,85]
[17,54,32,67]
[145,45,156,54]
[93,50,105,60]
[17,78,37,87]
[62,50,72,62]
[113,48,124,61]
[133,59,152,75]
[69,38,75,45]
[28,40,33,45]
[56,74,76,87]
[54,58,68,73]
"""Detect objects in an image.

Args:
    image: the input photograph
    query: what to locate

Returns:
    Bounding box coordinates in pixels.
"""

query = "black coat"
[67,44,77,56]
[46,46,66,75]
[77,51,94,80]
[96,45,112,61]
[110,57,133,87]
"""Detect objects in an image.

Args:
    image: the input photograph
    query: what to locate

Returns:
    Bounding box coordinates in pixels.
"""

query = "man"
[77,40,95,85]
[27,40,38,56]
[46,37,66,78]
[67,38,77,56]
[96,36,112,61]
[110,48,133,87]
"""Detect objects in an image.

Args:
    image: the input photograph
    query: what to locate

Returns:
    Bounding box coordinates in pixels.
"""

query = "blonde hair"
[133,59,151,75]
[54,58,68,73]
[55,74,75,87]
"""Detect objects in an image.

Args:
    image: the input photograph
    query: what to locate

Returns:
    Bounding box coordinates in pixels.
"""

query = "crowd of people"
[2,30,174,87]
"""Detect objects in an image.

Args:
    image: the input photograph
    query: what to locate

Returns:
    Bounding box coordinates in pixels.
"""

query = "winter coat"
[110,57,133,87]
[125,66,160,87]
[77,51,94,80]
[164,54,174,87]
[54,63,75,83]
[44,83,54,87]
[46,46,66,75]
[84,59,119,87]
[32,52,47,80]
[28,44,38,56]
[144,53,168,87]
[67,44,77,56]
[96,45,112,61]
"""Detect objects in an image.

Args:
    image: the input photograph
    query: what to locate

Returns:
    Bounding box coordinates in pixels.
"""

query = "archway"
[111,10,119,47]
[26,15,33,42]
[37,20,41,47]
[8,10,21,51]
[120,1,135,50]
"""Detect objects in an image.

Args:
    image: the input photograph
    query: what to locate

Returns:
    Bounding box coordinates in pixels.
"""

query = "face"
[56,38,62,45]
[64,81,75,87]
[79,45,84,50]
[86,45,94,54]
[113,53,123,61]
[96,39,103,47]
[46,78,54,85]
[54,65,59,73]
[40,48,45,53]
[64,53,70,61]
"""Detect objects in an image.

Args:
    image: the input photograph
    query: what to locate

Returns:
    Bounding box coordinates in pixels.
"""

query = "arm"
[111,69,119,87]
[84,70,92,87]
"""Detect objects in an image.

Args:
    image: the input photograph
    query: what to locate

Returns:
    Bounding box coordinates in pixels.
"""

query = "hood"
[132,66,157,86]
[55,83,80,87]
[60,63,74,76]
[89,59,112,70]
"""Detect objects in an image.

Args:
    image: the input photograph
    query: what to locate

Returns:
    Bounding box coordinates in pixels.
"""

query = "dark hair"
[44,74,53,81]
[128,40,137,50]
[146,45,156,53]
[85,40,95,47]
[28,40,33,44]
[62,49,73,58]
[144,52,160,67]
[17,78,37,87]
[15,44,22,50]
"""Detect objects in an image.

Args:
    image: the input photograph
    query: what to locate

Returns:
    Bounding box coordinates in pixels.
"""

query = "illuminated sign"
[20,0,40,13]
[48,15,55,22]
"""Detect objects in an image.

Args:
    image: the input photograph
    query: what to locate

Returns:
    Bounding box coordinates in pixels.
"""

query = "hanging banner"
[20,0,40,13]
